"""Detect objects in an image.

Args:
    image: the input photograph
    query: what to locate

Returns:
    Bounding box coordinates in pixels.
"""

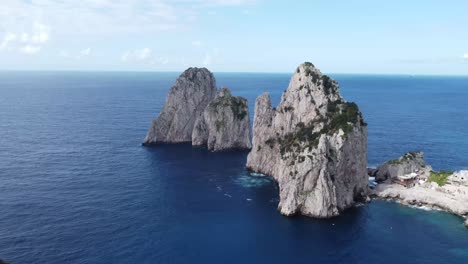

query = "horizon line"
[0,69,467,77]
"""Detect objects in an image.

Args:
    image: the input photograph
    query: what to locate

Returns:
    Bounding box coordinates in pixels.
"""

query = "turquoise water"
[0,72,467,263]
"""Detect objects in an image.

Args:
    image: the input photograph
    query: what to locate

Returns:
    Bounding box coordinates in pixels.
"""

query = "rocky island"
[369,152,468,225]
[246,62,368,218]
[144,68,251,151]
[192,88,252,151]
[143,67,216,145]
[142,63,466,226]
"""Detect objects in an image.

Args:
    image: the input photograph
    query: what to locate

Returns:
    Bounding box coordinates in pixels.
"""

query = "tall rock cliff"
[192,88,252,151]
[143,68,216,144]
[246,62,368,218]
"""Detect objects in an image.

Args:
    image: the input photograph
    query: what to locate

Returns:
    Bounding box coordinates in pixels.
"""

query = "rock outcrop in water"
[246,62,368,218]
[192,88,252,151]
[372,152,432,182]
[372,153,468,226]
[143,68,217,144]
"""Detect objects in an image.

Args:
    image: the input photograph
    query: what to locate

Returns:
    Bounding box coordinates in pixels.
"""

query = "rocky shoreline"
[369,152,468,226]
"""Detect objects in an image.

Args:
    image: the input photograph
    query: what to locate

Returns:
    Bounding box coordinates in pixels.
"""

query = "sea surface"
[0,71,467,263]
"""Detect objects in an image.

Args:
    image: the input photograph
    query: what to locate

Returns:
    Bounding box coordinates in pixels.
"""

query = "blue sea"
[0,71,467,263]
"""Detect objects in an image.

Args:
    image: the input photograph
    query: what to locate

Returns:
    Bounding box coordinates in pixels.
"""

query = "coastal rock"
[374,183,468,217]
[465,219,468,228]
[449,170,468,186]
[143,67,216,144]
[375,152,432,182]
[367,168,378,176]
[246,62,368,218]
[192,88,252,151]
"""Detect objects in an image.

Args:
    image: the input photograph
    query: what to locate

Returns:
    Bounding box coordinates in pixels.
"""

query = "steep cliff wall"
[143,68,216,144]
[192,88,252,151]
[246,62,368,218]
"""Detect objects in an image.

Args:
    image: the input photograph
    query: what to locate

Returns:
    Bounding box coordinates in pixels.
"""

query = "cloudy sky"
[0,0,467,74]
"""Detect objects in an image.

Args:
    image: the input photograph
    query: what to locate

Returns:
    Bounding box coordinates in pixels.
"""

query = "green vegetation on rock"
[210,93,248,120]
[230,97,248,120]
[321,75,336,95]
[278,122,321,157]
[328,102,360,134]
[428,170,453,186]
[262,66,365,161]
[388,152,420,165]
[276,100,365,159]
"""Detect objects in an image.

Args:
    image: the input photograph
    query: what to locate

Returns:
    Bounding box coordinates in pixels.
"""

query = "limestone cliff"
[246,62,368,218]
[192,88,252,151]
[372,152,432,182]
[143,68,216,144]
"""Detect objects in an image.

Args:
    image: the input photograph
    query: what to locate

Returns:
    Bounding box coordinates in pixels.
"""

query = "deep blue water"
[0,71,467,263]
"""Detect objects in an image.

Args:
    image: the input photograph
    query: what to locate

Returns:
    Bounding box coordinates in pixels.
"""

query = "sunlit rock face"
[246,62,368,218]
[144,68,216,144]
[192,87,252,151]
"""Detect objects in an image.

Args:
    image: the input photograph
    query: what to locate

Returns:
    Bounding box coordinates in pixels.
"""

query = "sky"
[0,0,468,74]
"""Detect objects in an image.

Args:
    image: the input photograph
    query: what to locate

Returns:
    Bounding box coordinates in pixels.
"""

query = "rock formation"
[465,219,468,228]
[450,170,468,186]
[192,88,252,151]
[246,62,368,218]
[372,152,432,182]
[143,67,216,145]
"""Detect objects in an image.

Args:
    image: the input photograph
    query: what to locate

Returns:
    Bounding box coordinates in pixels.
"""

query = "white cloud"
[0,21,50,54]
[20,45,41,54]
[192,40,203,47]
[203,53,212,66]
[191,0,257,6]
[464,54,468,60]
[121,48,153,62]
[59,50,70,58]
[0,33,16,50]
[81,48,92,57]
[150,56,170,65]
[121,47,171,66]
[137,48,152,60]
[0,1,257,37]
[20,33,29,43]
[30,22,50,44]
[60,48,92,59]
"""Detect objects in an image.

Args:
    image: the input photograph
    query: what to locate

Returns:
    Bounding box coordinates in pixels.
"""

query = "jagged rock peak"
[246,62,368,218]
[192,87,252,151]
[143,67,216,144]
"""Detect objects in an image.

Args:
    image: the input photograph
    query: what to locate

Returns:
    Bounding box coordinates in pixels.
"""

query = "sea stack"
[143,67,216,145]
[246,62,368,218]
[192,88,252,151]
